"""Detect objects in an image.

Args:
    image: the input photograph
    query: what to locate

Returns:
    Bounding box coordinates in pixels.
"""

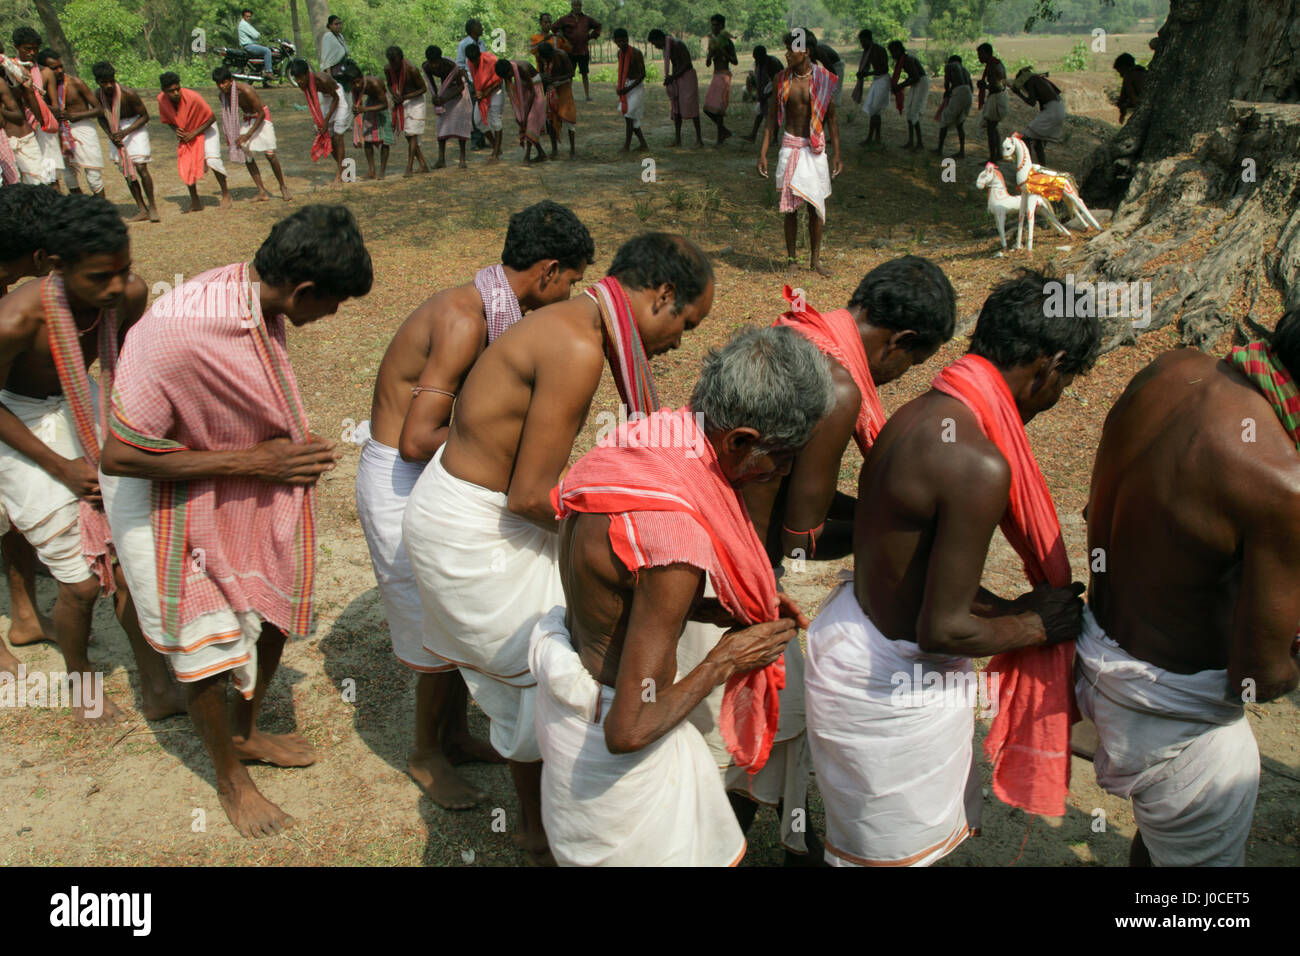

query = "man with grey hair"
[529,326,834,866]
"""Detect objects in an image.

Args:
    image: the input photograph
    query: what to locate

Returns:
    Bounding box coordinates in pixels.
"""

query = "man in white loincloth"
[385,46,429,176]
[934,55,974,158]
[852,29,890,148]
[612,29,647,151]
[41,52,105,196]
[91,60,159,222]
[214,66,291,201]
[887,40,930,151]
[1011,67,1066,165]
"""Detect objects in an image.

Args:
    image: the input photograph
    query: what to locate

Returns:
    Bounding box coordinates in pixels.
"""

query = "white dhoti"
[355,437,453,673]
[101,471,263,695]
[200,124,226,176]
[981,88,1010,126]
[319,90,351,135]
[35,127,64,181]
[240,115,277,153]
[0,390,94,584]
[805,583,981,867]
[472,89,505,133]
[774,134,832,222]
[941,85,973,127]
[8,132,46,184]
[1074,606,1259,867]
[109,125,151,170]
[402,445,561,762]
[862,74,890,117]
[904,73,931,124]
[1023,96,1066,144]
[65,119,104,193]
[621,84,644,129]
[530,606,747,867]
[401,97,427,136]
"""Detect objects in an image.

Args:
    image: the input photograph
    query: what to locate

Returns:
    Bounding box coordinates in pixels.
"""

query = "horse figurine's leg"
[1067,189,1103,231]
[1016,190,1029,250]
[1037,196,1072,237]
[995,205,1008,250]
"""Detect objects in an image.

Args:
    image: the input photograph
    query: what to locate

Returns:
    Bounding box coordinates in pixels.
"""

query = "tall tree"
[33,0,78,75]
[304,0,329,61]
[289,0,304,55]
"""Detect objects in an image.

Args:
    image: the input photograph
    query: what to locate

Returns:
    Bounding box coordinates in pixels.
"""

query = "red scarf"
[585,276,658,416]
[890,54,905,114]
[617,47,629,112]
[775,285,884,454]
[931,354,1074,817]
[96,84,135,180]
[552,408,784,771]
[775,63,835,153]
[55,79,75,156]
[302,72,335,161]
[470,51,501,123]
[26,63,57,132]
[386,60,406,132]
[156,88,213,185]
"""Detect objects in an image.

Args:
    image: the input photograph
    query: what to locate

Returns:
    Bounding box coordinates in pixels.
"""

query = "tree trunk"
[304,0,330,63]
[1075,0,1300,352]
[33,0,77,77]
[288,0,304,59]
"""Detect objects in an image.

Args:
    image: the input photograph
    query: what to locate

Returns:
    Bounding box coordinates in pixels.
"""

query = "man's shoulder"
[0,279,46,343]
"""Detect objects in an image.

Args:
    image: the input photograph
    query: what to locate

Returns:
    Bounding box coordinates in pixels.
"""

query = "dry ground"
[2,35,1297,867]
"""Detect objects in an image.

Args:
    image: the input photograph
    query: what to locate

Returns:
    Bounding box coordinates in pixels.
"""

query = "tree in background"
[822,0,918,43]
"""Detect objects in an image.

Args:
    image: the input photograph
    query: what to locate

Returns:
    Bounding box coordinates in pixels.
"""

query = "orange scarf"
[470,51,501,123]
[156,88,213,185]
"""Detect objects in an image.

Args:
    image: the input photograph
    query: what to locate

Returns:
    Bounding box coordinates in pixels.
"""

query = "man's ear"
[538,259,560,288]
[652,281,676,316]
[287,280,318,312]
[887,328,918,355]
[46,253,65,276]
[720,426,760,458]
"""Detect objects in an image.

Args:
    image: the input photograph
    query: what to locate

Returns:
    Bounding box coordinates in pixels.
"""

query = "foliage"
[61,0,144,66]
[820,0,918,43]
[1057,38,1090,71]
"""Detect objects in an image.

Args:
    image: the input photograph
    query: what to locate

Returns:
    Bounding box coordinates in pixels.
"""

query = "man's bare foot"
[139,680,188,721]
[433,159,447,169]
[403,170,413,178]
[219,195,233,209]
[254,190,271,202]
[7,611,55,646]
[331,175,343,185]
[232,729,317,767]
[183,203,203,214]
[147,206,161,222]
[457,160,468,169]
[718,128,732,144]
[812,259,832,277]
[127,209,149,222]
[511,832,556,866]
[280,187,292,200]
[636,142,648,151]
[741,134,756,143]
[487,155,500,164]
[955,149,966,158]
[620,145,629,153]
[364,171,377,180]
[74,693,125,725]
[443,732,505,766]
[0,645,20,676]
[218,776,294,838]
[408,750,487,809]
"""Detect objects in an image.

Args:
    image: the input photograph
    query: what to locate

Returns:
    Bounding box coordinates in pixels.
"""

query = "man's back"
[1087,348,1300,674]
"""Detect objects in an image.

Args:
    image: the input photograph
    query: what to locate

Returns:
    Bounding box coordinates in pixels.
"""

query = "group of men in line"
[2,174,1294,866]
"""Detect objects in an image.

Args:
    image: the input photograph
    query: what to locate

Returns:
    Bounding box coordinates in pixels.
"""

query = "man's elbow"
[506,488,554,524]
[915,618,965,655]
[98,440,130,477]
[603,722,646,755]
[398,435,436,464]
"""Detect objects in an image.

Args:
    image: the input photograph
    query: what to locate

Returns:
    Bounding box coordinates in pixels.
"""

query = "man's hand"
[314,123,326,135]
[757,153,768,177]
[247,436,340,485]
[707,618,796,678]
[689,596,742,629]
[237,133,251,147]
[777,592,809,630]
[110,131,125,146]
[56,457,101,502]
[1019,581,1086,646]
[832,154,843,178]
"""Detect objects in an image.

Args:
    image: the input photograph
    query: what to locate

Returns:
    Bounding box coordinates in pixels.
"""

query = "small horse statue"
[976,162,1070,253]
[1001,132,1101,247]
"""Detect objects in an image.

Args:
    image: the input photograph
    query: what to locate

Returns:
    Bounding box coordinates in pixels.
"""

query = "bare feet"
[280,187,292,200]
[139,680,188,721]
[127,209,149,223]
[219,773,294,838]
[458,160,467,169]
[812,259,832,277]
[7,611,55,647]
[232,729,317,767]
[511,832,556,867]
[0,644,20,676]
[443,732,505,766]
[148,206,161,222]
[74,693,125,725]
[433,159,446,169]
[254,191,272,202]
[408,750,487,809]
[364,171,377,180]
[219,195,233,209]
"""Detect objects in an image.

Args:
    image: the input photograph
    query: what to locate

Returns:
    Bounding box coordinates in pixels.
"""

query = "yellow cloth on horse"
[1026,169,1070,203]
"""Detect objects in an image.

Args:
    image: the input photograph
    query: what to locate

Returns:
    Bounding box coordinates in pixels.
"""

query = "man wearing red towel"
[403,232,714,864]
[157,73,231,212]
[531,326,834,866]
[1078,311,1300,866]
[805,270,1098,866]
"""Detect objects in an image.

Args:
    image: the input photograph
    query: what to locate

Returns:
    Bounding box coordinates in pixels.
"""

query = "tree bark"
[288,0,304,58]
[304,0,330,63]
[33,0,77,77]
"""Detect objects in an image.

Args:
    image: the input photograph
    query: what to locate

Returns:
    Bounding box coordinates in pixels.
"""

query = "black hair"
[1272,309,1300,381]
[494,58,512,79]
[287,57,309,77]
[947,54,962,64]
[327,14,341,26]
[465,18,481,34]
[0,183,56,262]
[782,28,810,50]
[159,71,180,89]
[887,40,905,57]
[253,205,372,299]
[535,42,553,59]
[858,29,873,44]
[386,46,403,62]
[36,48,59,66]
[711,14,725,25]
[501,201,595,274]
[648,29,665,45]
[11,27,40,49]
[427,45,442,61]
[213,65,233,83]
[338,62,360,83]
[45,193,128,264]
[849,256,957,354]
[608,233,712,315]
[242,8,253,17]
[466,44,482,60]
[753,45,766,58]
[91,61,116,83]
[1113,52,1136,71]
[803,29,818,49]
[613,28,628,41]
[977,42,993,56]
[969,270,1101,375]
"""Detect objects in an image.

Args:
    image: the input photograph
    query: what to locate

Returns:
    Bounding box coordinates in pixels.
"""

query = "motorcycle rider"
[238,9,274,83]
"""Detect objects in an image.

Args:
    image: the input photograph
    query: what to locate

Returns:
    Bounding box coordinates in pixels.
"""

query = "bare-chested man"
[158,73,232,213]
[0,184,58,672]
[11,28,60,189]
[888,40,930,151]
[0,193,182,721]
[852,29,890,147]
[535,43,577,160]
[649,29,703,148]
[703,14,738,146]
[403,232,715,864]
[805,271,1099,866]
[612,29,647,151]
[101,205,372,837]
[532,326,834,866]
[758,29,842,277]
[349,71,393,180]
[1113,53,1146,125]
[1078,317,1300,867]
[213,66,291,201]
[494,58,548,164]
[357,201,594,809]
[287,58,349,184]
[385,46,429,176]
[424,47,472,169]
[39,51,104,196]
[91,61,159,222]
[976,42,1010,164]
[0,65,42,185]
[1011,67,1065,165]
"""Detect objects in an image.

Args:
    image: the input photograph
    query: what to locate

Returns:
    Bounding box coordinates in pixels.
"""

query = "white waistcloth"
[805,582,981,867]
[0,390,93,584]
[774,140,832,222]
[904,73,931,123]
[621,84,644,128]
[677,612,812,855]
[240,114,277,153]
[402,444,561,761]
[1024,96,1066,143]
[401,96,426,135]
[109,124,151,167]
[35,127,64,177]
[529,606,747,867]
[472,89,504,132]
[67,118,103,169]
[981,88,1010,124]
[8,132,47,184]
[863,73,890,117]
[941,85,973,127]
[319,89,351,135]
[355,437,452,673]
[1074,605,1258,867]
[201,124,226,176]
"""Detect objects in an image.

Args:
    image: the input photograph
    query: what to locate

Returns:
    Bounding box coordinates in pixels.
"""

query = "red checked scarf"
[552,407,785,772]
[303,71,335,161]
[931,354,1074,817]
[25,63,57,132]
[219,86,246,163]
[890,53,905,114]
[617,46,630,112]
[108,262,317,645]
[775,63,835,153]
[41,273,118,593]
[155,88,213,185]
[1227,342,1300,451]
[386,59,407,133]
[585,276,659,416]
[775,285,885,454]
[96,83,136,181]
[474,264,524,343]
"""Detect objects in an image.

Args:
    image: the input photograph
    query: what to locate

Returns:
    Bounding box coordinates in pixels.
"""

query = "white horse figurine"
[976,162,1070,253]
[1002,132,1101,247]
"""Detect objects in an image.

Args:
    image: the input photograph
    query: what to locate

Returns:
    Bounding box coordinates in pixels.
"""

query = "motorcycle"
[213,37,296,87]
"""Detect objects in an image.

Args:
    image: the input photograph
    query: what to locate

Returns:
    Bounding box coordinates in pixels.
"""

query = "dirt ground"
[2,35,1297,867]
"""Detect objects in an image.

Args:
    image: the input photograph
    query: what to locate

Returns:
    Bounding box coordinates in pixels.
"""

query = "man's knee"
[59,575,100,606]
